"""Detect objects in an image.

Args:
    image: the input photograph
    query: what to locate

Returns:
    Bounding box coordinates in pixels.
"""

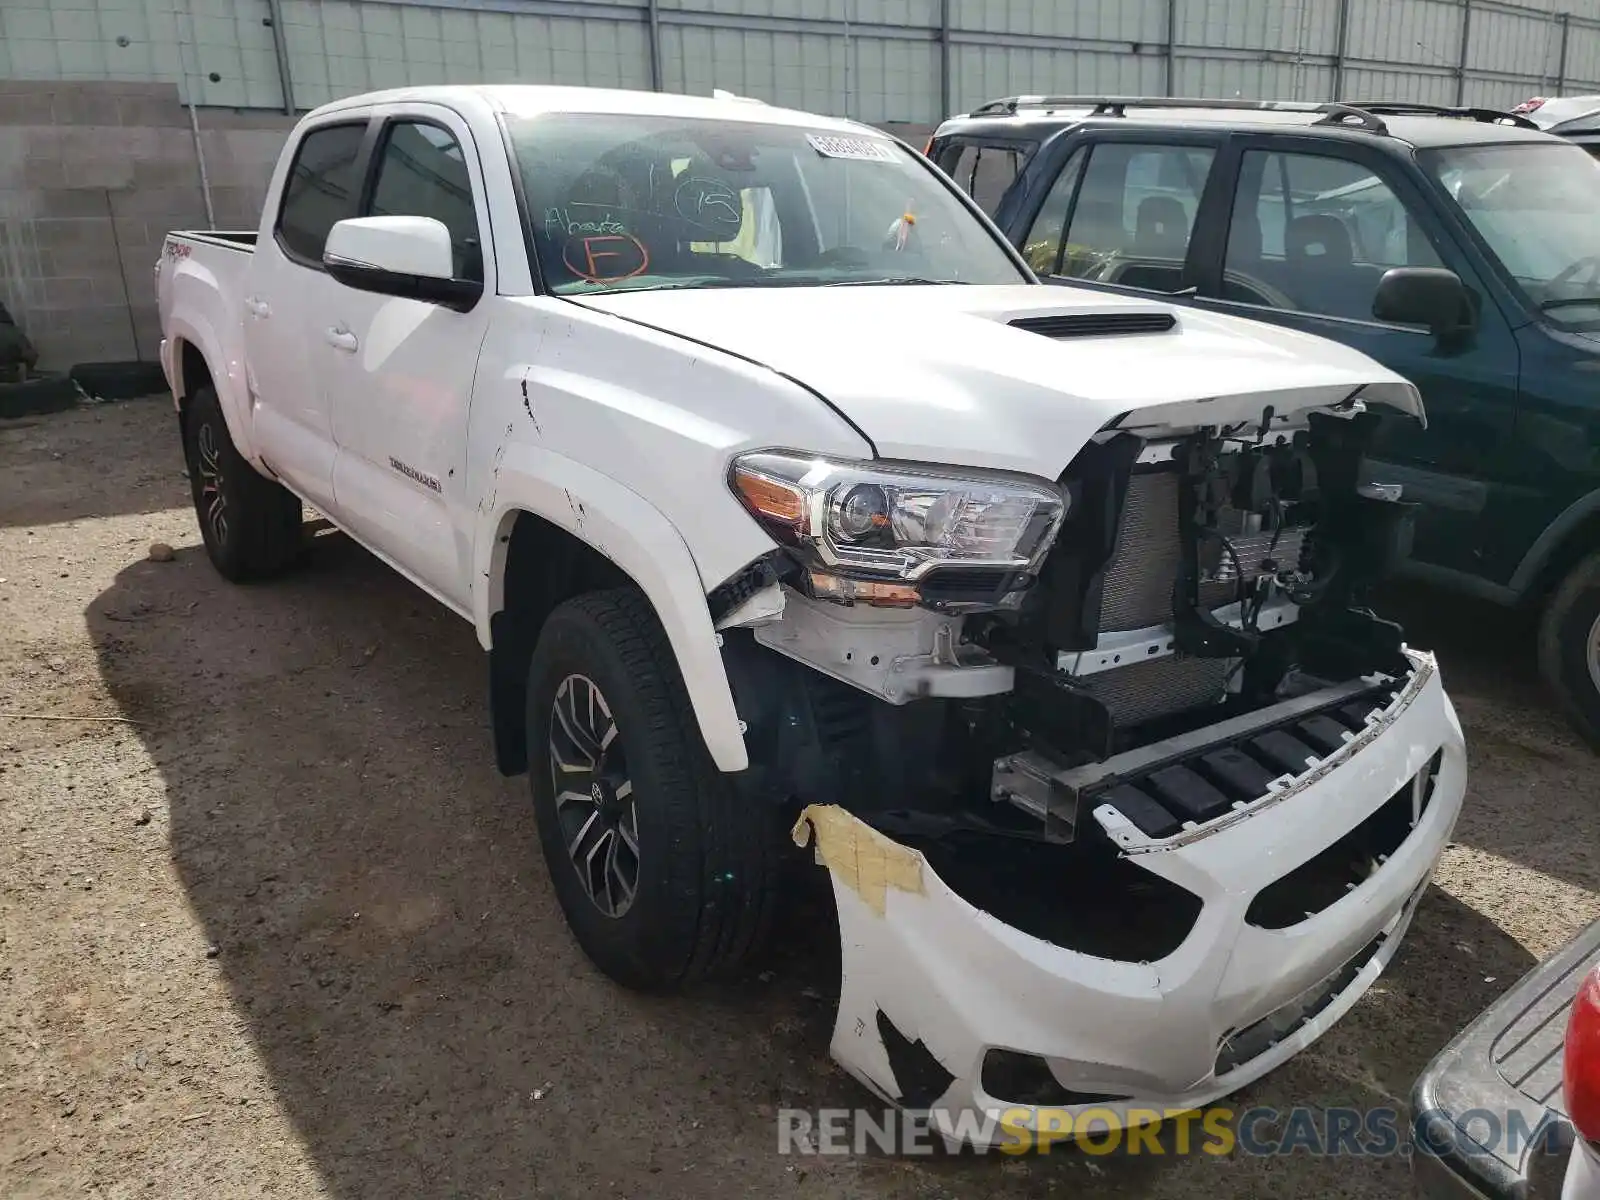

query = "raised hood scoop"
[575,283,1422,480]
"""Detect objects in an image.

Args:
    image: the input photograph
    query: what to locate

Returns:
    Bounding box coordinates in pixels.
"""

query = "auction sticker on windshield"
[806,133,897,162]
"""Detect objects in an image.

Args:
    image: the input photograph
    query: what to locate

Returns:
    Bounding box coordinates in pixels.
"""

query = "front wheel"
[526,588,780,990]
[1538,550,1600,751]
[182,386,303,582]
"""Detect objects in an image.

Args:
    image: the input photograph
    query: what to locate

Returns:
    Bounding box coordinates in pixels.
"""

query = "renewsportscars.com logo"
[776,1104,1566,1159]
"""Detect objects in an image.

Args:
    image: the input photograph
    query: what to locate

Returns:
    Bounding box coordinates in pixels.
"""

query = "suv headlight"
[729,451,1068,583]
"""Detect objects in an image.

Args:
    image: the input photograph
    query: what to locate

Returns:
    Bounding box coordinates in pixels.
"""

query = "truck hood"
[574,284,1423,479]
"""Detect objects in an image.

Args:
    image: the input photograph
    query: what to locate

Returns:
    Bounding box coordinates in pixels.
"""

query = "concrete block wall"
[0,80,292,370]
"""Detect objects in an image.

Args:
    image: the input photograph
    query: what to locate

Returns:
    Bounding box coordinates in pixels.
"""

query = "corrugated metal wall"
[6,0,1600,122]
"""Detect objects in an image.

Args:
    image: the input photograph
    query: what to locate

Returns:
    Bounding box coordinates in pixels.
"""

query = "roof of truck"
[305,84,877,136]
[933,97,1562,151]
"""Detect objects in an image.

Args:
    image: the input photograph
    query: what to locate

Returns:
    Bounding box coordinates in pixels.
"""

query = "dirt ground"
[1,396,1597,1199]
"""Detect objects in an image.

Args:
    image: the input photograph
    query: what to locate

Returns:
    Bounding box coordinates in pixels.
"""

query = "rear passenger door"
[1011,133,1224,295]
[1189,137,1522,576]
[244,116,373,513]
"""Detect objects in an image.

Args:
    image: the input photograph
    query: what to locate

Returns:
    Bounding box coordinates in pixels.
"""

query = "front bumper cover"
[793,650,1466,1148]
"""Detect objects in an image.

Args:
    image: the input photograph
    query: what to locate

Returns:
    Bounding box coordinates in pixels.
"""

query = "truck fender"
[163,284,257,463]
[474,444,750,773]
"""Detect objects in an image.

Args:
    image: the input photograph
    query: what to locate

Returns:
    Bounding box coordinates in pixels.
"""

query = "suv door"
[1009,130,1226,295]
[317,104,493,613]
[243,116,373,514]
[1189,136,1522,578]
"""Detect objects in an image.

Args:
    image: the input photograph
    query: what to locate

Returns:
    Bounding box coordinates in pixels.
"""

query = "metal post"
[939,0,951,120]
[843,0,853,119]
[1332,0,1352,100]
[1558,12,1572,93]
[1165,0,1178,96]
[264,0,295,114]
[647,0,662,92]
[177,0,216,228]
[1455,0,1472,106]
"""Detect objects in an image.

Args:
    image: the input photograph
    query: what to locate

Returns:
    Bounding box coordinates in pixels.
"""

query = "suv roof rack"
[965,94,1389,133]
[1344,100,1540,129]
[962,94,1545,135]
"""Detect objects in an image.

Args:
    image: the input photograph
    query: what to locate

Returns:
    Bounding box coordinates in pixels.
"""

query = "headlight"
[729,451,1068,581]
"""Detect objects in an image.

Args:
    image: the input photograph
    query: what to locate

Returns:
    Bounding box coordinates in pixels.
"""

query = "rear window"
[276,122,367,265]
[939,141,1033,215]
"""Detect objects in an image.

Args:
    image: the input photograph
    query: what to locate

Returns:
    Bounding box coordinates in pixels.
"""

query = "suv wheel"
[526,587,779,989]
[183,386,303,581]
[1538,550,1600,751]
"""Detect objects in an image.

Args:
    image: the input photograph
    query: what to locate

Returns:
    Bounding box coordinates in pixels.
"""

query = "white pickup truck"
[157,83,1466,1144]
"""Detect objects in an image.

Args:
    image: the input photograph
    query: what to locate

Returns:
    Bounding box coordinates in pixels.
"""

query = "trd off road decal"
[389,456,442,493]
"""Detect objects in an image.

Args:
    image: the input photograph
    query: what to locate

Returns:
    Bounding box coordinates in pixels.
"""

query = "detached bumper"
[795,650,1466,1146]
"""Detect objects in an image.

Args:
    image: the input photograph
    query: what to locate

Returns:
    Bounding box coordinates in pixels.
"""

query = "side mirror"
[1372,267,1472,340]
[323,216,482,312]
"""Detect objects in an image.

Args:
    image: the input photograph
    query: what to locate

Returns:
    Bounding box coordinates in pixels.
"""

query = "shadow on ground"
[82,533,1545,1198]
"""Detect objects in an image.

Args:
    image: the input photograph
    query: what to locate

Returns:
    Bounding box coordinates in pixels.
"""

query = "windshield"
[505,113,1025,295]
[1421,141,1600,325]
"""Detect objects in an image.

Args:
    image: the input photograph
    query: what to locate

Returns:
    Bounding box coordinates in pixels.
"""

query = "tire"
[526,587,779,990]
[182,386,303,582]
[1538,549,1600,751]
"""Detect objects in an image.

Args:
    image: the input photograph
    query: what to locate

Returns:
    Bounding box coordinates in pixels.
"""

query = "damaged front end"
[714,392,1466,1141]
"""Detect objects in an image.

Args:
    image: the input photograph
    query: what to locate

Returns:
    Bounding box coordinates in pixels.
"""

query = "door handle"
[325,326,358,353]
[244,296,270,319]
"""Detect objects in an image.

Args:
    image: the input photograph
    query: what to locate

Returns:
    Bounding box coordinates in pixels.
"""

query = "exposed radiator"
[1090,470,1234,725]
[1081,655,1234,727]
[1098,471,1235,634]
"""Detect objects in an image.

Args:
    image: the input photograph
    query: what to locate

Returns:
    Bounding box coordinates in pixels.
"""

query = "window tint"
[276,123,367,264]
[1020,147,1087,275]
[943,142,1028,215]
[368,121,483,282]
[1057,143,1215,292]
[1224,151,1441,321]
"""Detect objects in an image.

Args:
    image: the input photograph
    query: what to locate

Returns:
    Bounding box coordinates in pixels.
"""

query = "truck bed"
[169,230,257,251]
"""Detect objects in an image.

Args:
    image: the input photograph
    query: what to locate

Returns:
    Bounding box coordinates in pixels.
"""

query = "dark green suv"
[929,96,1600,749]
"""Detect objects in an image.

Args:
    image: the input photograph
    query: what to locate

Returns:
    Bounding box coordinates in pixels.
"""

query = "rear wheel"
[1538,550,1600,751]
[526,587,779,990]
[182,386,303,581]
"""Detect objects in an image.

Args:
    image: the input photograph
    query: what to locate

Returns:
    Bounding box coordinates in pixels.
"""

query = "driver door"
[1188,136,1522,579]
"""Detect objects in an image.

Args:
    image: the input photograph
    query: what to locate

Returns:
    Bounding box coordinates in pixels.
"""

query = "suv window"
[1020,147,1088,275]
[368,120,483,282]
[943,142,1029,215]
[276,123,367,265]
[1224,150,1441,322]
[1055,143,1215,292]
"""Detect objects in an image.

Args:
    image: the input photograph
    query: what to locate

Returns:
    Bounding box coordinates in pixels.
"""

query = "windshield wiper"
[1539,296,1600,311]
[819,277,968,287]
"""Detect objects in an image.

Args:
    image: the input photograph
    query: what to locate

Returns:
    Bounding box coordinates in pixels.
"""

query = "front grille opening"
[980,1050,1133,1108]
[1009,311,1177,338]
[1244,749,1442,930]
[1214,931,1388,1075]
[909,833,1203,961]
[1090,691,1397,839]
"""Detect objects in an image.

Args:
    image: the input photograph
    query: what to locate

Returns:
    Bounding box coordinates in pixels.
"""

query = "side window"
[367,120,483,282]
[1020,148,1088,275]
[1223,151,1442,321]
[1058,143,1216,292]
[943,142,1026,215]
[276,123,368,265]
